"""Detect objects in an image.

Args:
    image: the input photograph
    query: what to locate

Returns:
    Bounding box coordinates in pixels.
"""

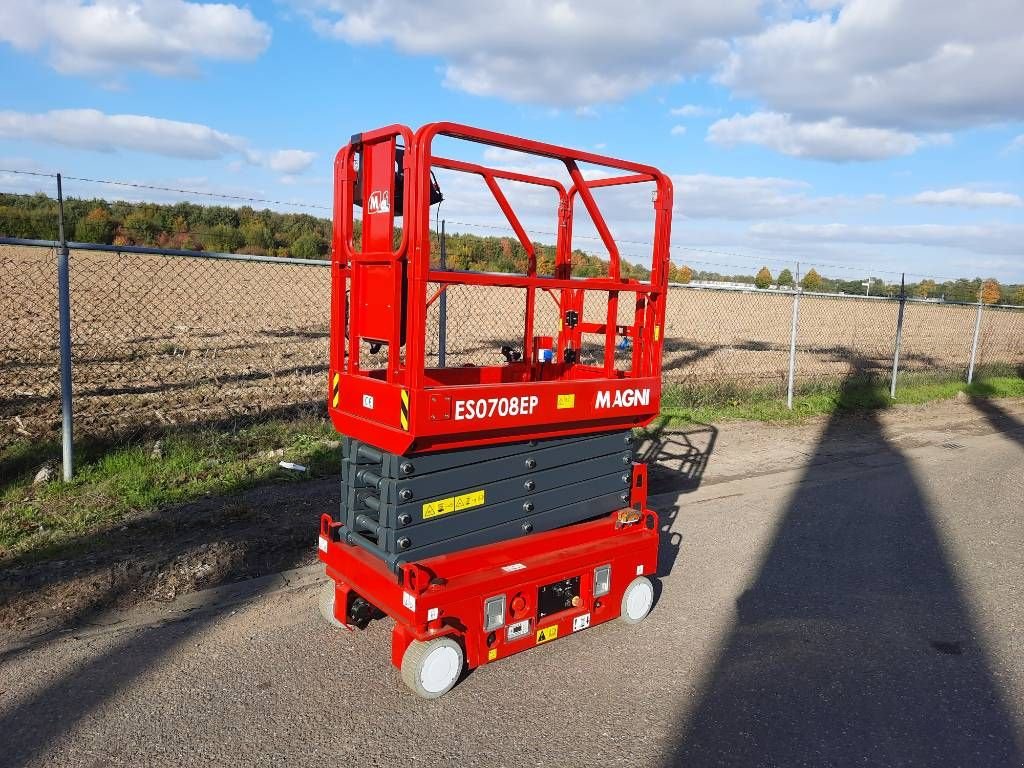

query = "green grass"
[4,372,1023,565]
[659,375,1024,426]
[0,417,341,564]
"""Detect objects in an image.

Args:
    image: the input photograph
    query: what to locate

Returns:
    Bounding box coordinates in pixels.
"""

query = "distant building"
[684,280,780,291]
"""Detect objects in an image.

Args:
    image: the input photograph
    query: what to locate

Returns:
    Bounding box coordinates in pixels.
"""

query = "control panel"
[537,575,581,619]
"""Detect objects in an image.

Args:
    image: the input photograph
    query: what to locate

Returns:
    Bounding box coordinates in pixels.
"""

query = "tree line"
[0,192,332,260]
[1,192,1019,304]
[740,264,1021,305]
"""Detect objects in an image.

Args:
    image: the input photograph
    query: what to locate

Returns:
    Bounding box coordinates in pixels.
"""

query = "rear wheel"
[318,580,345,629]
[620,576,654,624]
[400,637,464,699]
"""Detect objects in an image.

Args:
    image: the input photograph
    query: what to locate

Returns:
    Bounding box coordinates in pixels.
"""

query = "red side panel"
[354,138,399,345]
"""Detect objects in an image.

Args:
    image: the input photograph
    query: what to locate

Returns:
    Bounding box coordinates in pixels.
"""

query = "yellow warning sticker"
[455,489,485,510]
[331,373,340,408]
[536,625,558,644]
[556,394,575,410]
[422,489,486,519]
[488,648,497,661]
[422,497,456,519]
[654,325,661,342]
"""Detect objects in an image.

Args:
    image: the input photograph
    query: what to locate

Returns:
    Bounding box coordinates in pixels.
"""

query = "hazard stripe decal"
[331,372,340,408]
[399,389,410,431]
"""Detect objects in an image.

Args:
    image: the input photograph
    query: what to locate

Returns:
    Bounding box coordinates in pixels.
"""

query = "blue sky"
[0,0,1022,283]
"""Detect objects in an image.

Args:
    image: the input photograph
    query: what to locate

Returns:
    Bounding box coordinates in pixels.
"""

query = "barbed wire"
[0,167,330,211]
[0,168,1016,285]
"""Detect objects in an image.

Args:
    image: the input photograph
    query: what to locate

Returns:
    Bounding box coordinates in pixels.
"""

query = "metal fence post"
[967,298,984,384]
[889,273,906,399]
[55,173,74,480]
[786,285,800,410]
[438,219,447,368]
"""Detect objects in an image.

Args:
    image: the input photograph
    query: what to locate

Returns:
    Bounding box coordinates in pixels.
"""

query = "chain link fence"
[3,243,1023,456]
[3,244,329,448]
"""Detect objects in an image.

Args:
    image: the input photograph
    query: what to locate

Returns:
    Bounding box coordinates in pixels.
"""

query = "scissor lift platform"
[317,121,673,697]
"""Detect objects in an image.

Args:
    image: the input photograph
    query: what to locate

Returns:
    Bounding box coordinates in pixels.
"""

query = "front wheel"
[620,576,655,624]
[400,637,464,699]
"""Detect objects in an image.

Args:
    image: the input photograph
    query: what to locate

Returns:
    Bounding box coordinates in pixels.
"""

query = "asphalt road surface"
[3,400,1024,767]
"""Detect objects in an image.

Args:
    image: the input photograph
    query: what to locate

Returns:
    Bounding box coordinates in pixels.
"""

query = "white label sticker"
[317,536,328,553]
[501,563,527,573]
[636,564,644,575]
[362,394,375,409]
[402,591,416,611]
[427,608,439,621]
[506,619,531,640]
[572,613,591,632]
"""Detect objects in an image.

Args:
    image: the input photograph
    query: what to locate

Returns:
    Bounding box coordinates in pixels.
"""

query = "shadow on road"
[638,417,717,579]
[638,417,717,497]
[0,578,309,766]
[664,366,1024,766]
[0,532,316,766]
[969,390,1024,450]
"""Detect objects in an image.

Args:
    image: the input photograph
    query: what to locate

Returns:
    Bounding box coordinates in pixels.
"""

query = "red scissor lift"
[318,122,673,697]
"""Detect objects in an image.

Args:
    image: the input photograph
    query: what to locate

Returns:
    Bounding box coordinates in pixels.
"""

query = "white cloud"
[254,149,319,175]
[437,147,864,227]
[298,0,762,106]
[909,188,1023,209]
[670,104,719,117]
[0,0,271,77]
[0,109,316,174]
[674,174,856,219]
[707,112,950,161]
[719,0,1024,132]
[750,221,1024,257]
[469,148,850,222]
[670,125,687,136]
[1010,134,1024,151]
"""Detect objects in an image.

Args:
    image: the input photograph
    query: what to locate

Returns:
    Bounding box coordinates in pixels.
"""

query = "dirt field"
[3,246,330,447]
[3,244,1023,446]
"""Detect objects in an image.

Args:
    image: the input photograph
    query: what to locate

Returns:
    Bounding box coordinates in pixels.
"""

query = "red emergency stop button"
[510,594,527,617]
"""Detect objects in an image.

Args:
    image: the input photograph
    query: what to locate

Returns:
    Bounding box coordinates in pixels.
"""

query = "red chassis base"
[317,507,660,697]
